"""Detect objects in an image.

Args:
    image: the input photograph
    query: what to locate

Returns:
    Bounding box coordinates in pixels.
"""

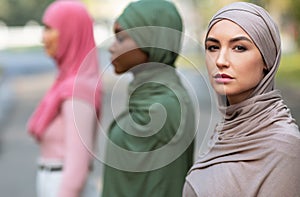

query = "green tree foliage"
[289,0,300,20]
[0,0,54,26]
[287,0,300,47]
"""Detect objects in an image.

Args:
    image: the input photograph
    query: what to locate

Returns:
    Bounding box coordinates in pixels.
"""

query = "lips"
[213,73,234,84]
[214,73,233,79]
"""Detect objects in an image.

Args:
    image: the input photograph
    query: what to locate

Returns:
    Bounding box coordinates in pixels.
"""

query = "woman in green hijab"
[102,0,195,196]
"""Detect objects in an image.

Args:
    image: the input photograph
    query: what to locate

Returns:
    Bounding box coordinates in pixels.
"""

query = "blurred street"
[0,49,54,196]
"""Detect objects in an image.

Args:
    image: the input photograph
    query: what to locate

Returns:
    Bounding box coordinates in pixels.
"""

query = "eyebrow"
[205,36,253,44]
[230,36,253,43]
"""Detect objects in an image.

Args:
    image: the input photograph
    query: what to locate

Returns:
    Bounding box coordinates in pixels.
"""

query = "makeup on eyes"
[205,37,252,53]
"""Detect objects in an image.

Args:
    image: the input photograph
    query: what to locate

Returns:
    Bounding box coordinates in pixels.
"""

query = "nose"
[109,41,117,54]
[216,49,229,69]
[41,30,47,44]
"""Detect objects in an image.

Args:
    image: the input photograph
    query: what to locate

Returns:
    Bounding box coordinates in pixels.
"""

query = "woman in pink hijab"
[183,2,300,196]
[27,1,101,196]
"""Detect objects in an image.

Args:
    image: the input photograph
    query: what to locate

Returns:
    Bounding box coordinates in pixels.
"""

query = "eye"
[116,35,125,43]
[206,45,219,52]
[43,25,52,32]
[233,45,247,52]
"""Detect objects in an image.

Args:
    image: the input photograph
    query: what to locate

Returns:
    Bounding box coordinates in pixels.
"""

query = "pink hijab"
[27,0,101,140]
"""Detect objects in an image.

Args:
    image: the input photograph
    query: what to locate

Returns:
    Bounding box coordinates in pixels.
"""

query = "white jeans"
[36,168,99,197]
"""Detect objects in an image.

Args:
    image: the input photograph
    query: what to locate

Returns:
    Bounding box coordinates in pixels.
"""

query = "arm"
[58,99,97,197]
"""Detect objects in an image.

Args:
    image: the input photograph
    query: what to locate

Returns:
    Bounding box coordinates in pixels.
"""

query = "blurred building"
[0,0,297,52]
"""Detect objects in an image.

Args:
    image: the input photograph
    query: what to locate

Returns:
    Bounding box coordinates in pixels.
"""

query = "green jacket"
[102,66,195,197]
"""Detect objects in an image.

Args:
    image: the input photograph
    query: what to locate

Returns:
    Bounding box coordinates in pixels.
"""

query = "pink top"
[40,99,97,197]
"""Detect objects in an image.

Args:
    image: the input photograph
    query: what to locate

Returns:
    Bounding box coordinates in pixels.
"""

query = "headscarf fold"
[184,2,300,196]
[116,0,183,66]
[27,0,101,140]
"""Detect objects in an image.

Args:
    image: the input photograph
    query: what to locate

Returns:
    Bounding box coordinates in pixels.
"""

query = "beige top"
[184,110,300,196]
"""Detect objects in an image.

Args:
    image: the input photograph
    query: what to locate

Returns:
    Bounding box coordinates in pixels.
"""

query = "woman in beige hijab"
[183,2,300,196]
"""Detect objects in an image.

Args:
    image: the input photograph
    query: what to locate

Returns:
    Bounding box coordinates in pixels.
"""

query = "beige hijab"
[184,2,300,196]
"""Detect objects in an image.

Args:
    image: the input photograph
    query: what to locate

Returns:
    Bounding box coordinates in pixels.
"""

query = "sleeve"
[58,99,97,197]
[182,180,198,197]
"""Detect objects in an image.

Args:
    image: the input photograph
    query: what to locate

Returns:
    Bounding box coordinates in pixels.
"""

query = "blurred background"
[0,0,299,196]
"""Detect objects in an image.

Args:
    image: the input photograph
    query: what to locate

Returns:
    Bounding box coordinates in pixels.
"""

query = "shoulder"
[267,129,300,158]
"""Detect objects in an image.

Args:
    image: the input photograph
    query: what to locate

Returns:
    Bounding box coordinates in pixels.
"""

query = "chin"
[212,85,226,95]
[114,68,124,75]
[45,51,55,58]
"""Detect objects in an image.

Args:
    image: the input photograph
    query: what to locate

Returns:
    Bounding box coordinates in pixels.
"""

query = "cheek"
[119,49,145,65]
[251,65,265,84]
[205,55,216,75]
[246,55,265,78]
[111,41,132,59]
[44,32,58,47]
[112,40,142,64]
[112,50,132,66]
[53,31,59,44]
[238,59,265,90]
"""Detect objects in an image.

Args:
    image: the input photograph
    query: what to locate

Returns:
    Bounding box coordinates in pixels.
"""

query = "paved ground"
[0,73,51,196]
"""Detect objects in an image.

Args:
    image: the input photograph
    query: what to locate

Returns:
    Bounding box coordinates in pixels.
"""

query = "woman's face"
[42,25,59,58]
[109,22,148,74]
[205,19,266,105]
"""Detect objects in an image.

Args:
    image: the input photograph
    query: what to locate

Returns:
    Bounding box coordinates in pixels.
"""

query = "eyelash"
[205,45,247,52]
[206,45,218,51]
[116,35,125,43]
[233,45,247,51]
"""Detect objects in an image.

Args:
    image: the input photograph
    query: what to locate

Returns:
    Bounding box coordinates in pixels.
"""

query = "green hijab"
[117,0,183,66]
